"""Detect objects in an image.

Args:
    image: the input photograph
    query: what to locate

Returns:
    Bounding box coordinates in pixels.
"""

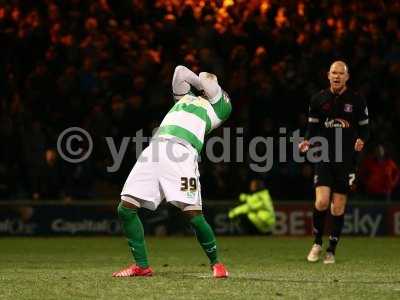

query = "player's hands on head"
[199,71,221,102]
[354,138,364,152]
[299,140,310,153]
[172,65,203,99]
[199,72,218,82]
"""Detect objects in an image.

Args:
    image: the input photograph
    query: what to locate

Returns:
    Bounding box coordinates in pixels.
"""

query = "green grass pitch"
[1,237,400,299]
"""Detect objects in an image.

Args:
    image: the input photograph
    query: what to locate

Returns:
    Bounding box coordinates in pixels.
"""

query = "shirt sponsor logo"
[324,118,350,128]
[186,191,196,199]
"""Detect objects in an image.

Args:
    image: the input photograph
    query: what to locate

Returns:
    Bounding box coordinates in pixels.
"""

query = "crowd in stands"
[1,0,399,201]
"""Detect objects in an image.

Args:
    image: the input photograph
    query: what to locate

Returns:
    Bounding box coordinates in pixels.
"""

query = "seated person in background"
[359,144,399,201]
[228,179,276,234]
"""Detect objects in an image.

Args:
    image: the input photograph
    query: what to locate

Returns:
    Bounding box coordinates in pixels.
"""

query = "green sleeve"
[211,91,232,121]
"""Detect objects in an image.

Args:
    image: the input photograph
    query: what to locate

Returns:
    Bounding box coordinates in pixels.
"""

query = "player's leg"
[159,141,227,277]
[307,186,330,262]
[113,144,162,277]
[324,192,347,264]
[113,199,153,277]
[184,209,218,265]
[313,186,331,245]
[118,200,150,266]
[323,165,354,264]
[183,209,228,278]
[312,163,333,243]
[308,163,332,261]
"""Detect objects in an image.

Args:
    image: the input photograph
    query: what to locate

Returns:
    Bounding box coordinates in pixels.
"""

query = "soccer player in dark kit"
[299,61,370,264]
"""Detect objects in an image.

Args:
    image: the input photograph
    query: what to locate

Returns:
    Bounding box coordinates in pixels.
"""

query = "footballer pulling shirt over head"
[113,66,232,278]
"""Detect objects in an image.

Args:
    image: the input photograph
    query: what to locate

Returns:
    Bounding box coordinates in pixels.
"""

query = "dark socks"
[313,207,328,246]
[327,214,344,254]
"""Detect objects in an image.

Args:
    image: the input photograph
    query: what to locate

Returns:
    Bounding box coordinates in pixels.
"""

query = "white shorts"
[121,139,202,211]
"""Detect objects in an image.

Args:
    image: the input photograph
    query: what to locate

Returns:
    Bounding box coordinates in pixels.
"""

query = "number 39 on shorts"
[181,177,197,192]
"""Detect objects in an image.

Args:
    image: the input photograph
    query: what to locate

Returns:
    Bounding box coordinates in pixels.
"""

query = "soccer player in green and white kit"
[113,66,232,278]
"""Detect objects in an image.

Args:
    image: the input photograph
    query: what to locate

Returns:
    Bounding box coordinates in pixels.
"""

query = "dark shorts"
[314,162,356,194]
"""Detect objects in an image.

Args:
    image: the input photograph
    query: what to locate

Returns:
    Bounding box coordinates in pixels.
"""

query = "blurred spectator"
[64,157,96,200]
[23,120,47,200]
[39,148,65,200]
[359,145,400,201]
[0,115,19,199]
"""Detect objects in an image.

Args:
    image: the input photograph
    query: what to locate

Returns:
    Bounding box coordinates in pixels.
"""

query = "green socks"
[117,203,149,268]
[190,215,219,265]
[117,204,218,267]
